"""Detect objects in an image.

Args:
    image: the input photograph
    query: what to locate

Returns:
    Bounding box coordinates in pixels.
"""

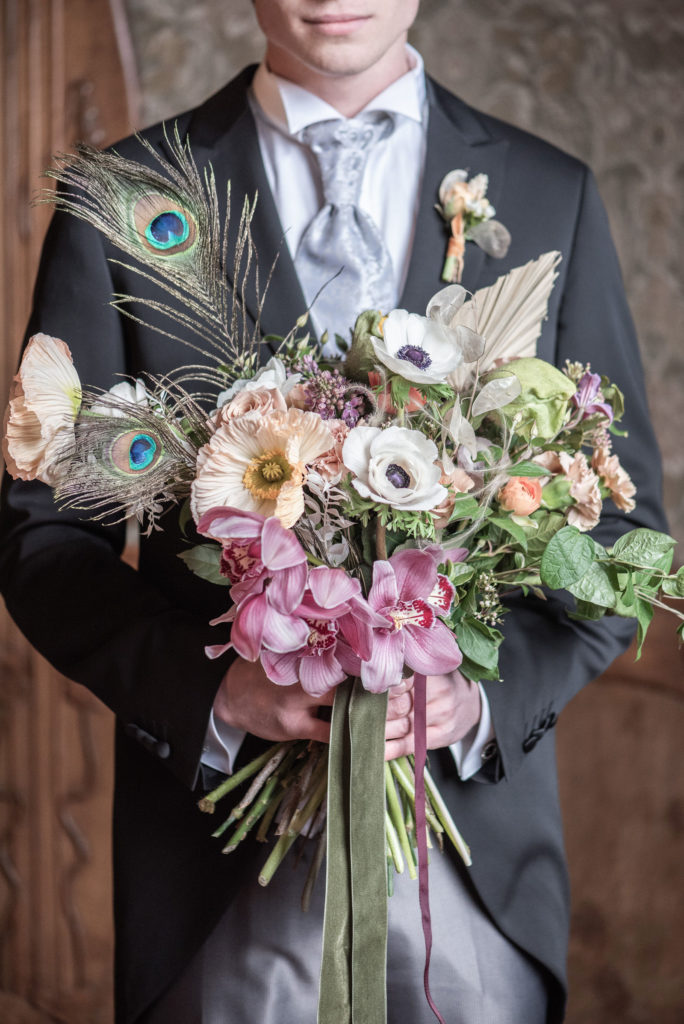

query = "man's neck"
[264,37,412,118]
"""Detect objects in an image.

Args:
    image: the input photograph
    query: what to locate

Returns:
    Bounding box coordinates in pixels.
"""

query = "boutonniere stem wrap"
[437,170,511,282]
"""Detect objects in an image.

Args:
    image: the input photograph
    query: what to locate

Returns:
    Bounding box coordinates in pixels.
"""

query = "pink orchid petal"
[349,595,393,628]
[197,506,265,540]
[261,516,307,570]
[368,560,398,613]
[299,650,346,696]
[308,566,361,608]
[403,621,462,675]
[262,605,310,653]
[229,574,266,607]
[335,640,362,677]
[429,574,455,614]
[204,641,234,660]
[338,611,374,662]
[261,649,301,686]
[390,549,437,604]
[361,629,405,693]
[231,593,268,661]
[267,561,308,614]
[209,606,237,626]
[294,593,350,621]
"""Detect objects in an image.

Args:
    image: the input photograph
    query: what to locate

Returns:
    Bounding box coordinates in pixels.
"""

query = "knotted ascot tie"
[295,112,396,353]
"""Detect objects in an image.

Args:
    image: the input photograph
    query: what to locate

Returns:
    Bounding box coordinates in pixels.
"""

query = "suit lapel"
[168,67,309,353]
[399,77,510,315]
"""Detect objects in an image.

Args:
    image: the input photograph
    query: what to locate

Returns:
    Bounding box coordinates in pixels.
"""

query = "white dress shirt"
[202,49,495,781]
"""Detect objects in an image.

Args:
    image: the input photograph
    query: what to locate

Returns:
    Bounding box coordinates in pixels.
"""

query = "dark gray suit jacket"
[0,66,667,1023]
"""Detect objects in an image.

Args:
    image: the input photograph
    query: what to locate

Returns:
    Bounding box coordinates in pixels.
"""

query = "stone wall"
[122,0,684,548]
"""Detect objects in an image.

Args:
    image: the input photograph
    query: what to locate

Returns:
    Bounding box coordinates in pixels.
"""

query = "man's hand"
[214,656,334,745]
[384,670,481,760]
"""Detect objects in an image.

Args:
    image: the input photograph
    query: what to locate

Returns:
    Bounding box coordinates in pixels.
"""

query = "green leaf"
[446,495,482,523]
[635,598,654,659]
[568,599,607,622]
[505,461,552,477]
[445,562,475,586]
[662,566,684,598]
[540,526,596,589]
[178,544,229,586]
[455,618,503,679]
[540,476,572,510]
[178,498,193,538]
[566,561,617,608]
[389,375,411,409]
[611,529,676,569]
[489,515,528,549]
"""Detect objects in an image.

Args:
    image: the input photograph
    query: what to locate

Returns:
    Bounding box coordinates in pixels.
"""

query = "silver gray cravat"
[295,112,396,352]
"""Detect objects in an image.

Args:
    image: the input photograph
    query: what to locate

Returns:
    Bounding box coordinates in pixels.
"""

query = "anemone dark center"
[385,463,410,489]
[396,344,432,369]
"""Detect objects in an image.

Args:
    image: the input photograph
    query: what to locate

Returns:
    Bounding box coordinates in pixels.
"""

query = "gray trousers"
[140,844,548,1024]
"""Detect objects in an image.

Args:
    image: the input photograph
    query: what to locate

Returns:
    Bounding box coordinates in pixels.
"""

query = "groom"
[0,1,667,1022]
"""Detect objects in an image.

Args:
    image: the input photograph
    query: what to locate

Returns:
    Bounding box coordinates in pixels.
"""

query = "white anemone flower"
[90,378,152,418]
[2,333,81,485]
[371,309,468,385]
[217,357,302,407]
[342,425,446,511]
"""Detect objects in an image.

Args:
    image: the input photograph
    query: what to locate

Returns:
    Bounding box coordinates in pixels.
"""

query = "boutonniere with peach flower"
[437,170,511,282]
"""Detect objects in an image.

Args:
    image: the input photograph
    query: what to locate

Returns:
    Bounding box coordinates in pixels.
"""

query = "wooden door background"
[1,2,138,1021]
[1,2,682,1022]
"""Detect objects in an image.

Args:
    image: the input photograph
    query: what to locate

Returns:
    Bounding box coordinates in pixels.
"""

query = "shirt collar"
[251,44,426,135]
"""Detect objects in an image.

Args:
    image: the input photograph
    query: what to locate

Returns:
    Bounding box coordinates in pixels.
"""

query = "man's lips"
[302,13,373,35]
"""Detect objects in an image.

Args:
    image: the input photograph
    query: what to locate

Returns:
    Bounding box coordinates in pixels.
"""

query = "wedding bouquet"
[4,132,682,1022]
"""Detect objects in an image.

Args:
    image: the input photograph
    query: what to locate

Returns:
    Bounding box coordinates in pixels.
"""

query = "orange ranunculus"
[497,476,543,516]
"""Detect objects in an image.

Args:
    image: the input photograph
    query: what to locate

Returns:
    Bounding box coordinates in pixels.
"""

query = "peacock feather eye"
[110,430,161,474]
[133,194,197,255]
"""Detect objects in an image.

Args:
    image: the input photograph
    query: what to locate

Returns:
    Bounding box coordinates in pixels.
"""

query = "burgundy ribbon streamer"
[413,672,447,1024]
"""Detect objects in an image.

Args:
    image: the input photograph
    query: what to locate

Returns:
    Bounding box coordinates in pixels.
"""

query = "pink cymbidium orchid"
[262,566,383,696]
[361,548,462,693]
[196,506,308,613]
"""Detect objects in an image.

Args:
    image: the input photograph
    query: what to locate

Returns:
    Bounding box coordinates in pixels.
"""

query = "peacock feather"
[54,376,212,533]
[40,125,267,387]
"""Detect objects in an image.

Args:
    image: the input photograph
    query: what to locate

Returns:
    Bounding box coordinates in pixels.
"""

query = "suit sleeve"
[479,166,669,782]
[0,208,231,791]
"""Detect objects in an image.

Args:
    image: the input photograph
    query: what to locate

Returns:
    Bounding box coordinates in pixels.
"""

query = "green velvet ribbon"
[318,678,389,1024]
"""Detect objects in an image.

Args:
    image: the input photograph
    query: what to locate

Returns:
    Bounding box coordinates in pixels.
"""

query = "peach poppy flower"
[591,446,636,513]
[190,407,333,528]
[2,333,81,485]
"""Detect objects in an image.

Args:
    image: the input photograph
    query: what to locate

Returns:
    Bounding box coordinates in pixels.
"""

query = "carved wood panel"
[1,2,139,1021]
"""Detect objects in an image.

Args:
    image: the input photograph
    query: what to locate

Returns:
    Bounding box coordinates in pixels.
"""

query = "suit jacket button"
[481,740,498,762]
[155,741,171,759]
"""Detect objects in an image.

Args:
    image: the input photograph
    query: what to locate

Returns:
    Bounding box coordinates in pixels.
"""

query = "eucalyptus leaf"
[178,544,229,586]
[540,526,596,589]
[568,599,608,622]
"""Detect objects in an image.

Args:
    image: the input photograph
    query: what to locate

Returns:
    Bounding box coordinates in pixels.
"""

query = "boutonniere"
[436,170,511,283]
